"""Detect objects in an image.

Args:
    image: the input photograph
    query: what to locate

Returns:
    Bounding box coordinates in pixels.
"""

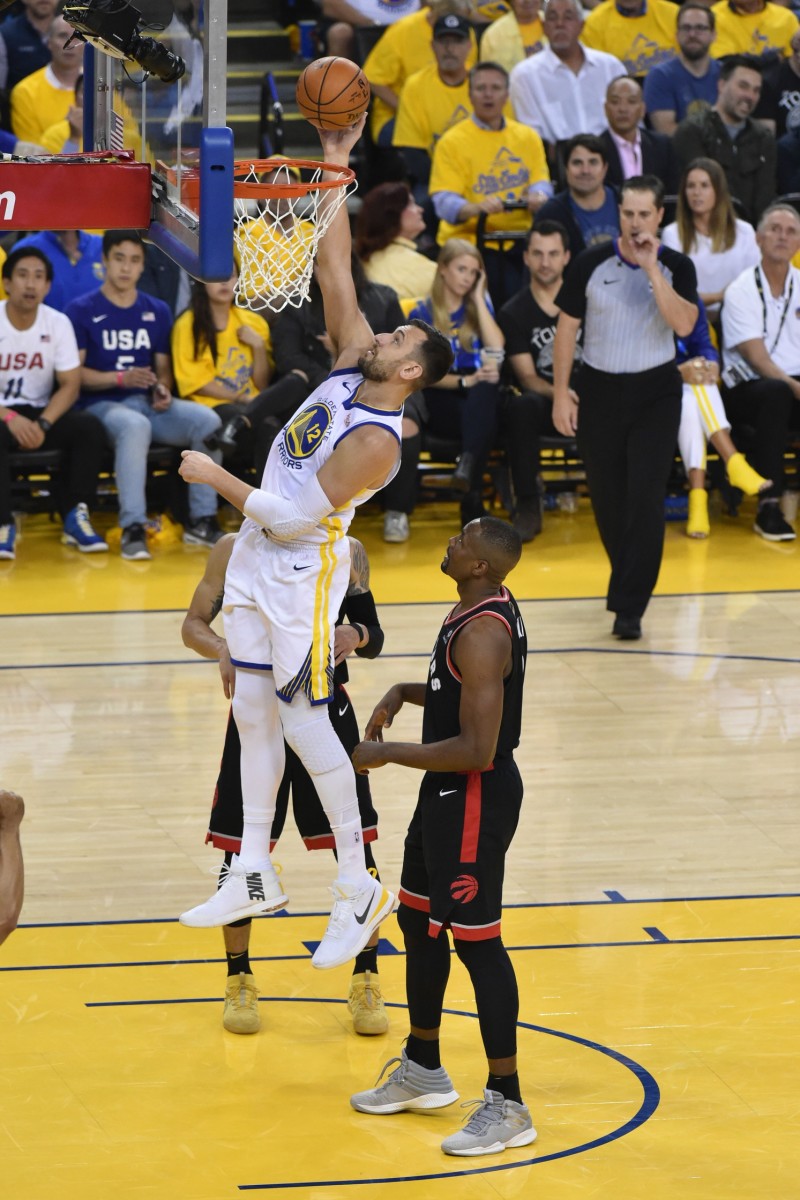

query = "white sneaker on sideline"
[180,855,288,927]
[312,874,395,970]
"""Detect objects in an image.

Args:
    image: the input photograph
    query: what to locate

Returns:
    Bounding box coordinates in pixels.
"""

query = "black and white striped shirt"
[556,240,698,375]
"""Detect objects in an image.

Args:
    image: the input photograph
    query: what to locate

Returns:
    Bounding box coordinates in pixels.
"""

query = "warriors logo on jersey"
[284,402,333,460]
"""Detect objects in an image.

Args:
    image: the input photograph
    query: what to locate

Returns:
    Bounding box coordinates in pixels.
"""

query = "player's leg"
[0,789,24,945]
[278,691,395,969]
[350,794,459,1115]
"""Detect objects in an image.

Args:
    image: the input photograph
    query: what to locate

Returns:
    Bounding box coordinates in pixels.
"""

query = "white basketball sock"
[231,670,285,870]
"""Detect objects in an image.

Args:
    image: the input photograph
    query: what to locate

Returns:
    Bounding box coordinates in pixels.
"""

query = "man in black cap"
[393,13,474,205]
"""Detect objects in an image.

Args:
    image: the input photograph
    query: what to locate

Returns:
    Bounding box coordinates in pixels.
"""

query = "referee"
[552,175,698,640]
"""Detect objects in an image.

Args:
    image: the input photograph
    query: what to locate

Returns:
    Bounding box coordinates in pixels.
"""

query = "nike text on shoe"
[440,1089,537,1157]
[179,856,288,927]
[350,1048,459,1113]
[121,523,151,560]
[311,874,396,970]
[0,521,16,560]
[62,503,108,553]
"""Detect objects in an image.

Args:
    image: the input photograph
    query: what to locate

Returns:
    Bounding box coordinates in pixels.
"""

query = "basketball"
[295,56,370,130]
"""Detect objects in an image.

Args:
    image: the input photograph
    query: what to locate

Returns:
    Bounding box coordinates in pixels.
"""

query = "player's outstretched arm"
[314,116,375,367]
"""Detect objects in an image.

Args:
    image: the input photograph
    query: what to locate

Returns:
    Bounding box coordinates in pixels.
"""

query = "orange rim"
[232,158,355,200]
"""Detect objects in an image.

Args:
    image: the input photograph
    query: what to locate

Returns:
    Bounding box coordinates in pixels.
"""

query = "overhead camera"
[62,0,186,84]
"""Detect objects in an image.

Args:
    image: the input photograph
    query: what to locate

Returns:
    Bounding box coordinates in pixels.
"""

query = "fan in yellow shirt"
[582,0,678,77]
[710,0,799,59]
[479,0,544,73]
[430,64,550,246]
[172,275,273,409]
[10,13,82,145]
[364,0,478,142]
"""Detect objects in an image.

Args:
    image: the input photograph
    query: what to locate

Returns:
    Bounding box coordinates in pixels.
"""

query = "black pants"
[577,363,681,618]
[0,406,107,523]
[501,389,557,507]
[723,376,800,500]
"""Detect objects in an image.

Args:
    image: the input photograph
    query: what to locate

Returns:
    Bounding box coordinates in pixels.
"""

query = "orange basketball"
[295,56,370,130]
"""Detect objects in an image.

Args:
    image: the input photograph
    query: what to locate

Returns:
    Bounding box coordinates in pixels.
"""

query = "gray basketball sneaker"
[441,1089,537,1157]
[350,1047,459,1114]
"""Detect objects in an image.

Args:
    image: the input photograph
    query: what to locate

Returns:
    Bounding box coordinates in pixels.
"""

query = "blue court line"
[1,586,798,619]
[643,927,669,943]
[5,930,799,976]
[16,889,800,930]
[235,1010,660,1189]
[6,646,800,672]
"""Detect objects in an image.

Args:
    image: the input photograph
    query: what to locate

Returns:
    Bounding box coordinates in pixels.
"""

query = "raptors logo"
[450,874,479,903]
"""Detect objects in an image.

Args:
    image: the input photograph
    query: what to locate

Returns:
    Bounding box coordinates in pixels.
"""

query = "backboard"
[83,0,234,281]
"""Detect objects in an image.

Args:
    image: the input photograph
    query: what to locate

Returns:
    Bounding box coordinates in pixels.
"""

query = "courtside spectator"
[534,134,619,258]
[0,0,56,94]
[661,157,759,318]
[0,246,107,561]
[393,13,473,200]
[710,0,798,62]
[10,12,81,145]
[643,4,720,137]
[430,61,551,299]
[364,0,477,146]
[509,0,624,154]
[756,28,800,138]
[66,231,223,561]
[11,229,104,312]
[479,0,544,74]
[356,182,437,300]
[498,220,582,542]
[673,56,777,223]
[721,203,800,542]
[600,76,679,192]
[582,0,677,78]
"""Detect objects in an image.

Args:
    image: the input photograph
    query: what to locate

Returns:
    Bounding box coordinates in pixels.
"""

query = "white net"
[233,160,357,315]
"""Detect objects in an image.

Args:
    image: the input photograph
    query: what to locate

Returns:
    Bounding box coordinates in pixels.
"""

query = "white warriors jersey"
[245,366,403,547]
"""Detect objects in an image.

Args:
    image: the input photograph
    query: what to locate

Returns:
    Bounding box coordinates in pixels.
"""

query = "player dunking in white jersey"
[178,115,454,969]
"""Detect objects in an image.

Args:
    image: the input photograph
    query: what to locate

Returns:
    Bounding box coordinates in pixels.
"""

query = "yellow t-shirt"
[582,0,678,76]
[429,117,549,244]
[364,9,478,139]
[10,66,75,145]
[171,306,273,407]
[710,1,799,58]
[479,12,545,73]
[362,238,438,299]
[393,65,473,153]
[39,118,81,155]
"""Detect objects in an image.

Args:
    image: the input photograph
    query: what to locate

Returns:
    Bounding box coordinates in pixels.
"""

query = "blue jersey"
[13,231,105,313]
[66,288,172,405]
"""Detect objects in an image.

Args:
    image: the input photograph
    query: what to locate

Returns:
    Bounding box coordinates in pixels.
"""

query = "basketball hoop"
[232,157,357,314]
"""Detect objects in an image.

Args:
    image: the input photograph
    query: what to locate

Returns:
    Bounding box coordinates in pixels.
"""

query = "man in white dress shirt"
[509,0,624,153]
[721,203,800,542]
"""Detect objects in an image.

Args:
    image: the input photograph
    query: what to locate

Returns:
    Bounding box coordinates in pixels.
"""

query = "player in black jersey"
[349,516,536,1158]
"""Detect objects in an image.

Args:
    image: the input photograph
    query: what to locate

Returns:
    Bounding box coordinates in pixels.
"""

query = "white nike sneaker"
[180,856,288,927]
[312,875,396,970]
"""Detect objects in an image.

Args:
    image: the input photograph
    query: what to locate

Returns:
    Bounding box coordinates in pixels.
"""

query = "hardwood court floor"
[1,498,799,1199]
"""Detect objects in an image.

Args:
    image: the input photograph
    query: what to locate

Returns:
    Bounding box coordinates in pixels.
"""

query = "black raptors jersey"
[422,587,527,760]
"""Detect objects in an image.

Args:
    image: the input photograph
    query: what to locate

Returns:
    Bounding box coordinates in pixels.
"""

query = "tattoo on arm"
[347,540,370,595]
[209,588,224,623]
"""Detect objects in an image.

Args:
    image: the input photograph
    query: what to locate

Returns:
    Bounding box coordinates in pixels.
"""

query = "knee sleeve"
[279,697,349,776]
[397,900,430,941]
[455,937,519,1060]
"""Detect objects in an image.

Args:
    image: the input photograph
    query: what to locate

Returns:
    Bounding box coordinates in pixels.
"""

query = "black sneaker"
[612,613,642,640]
[183,515,224,547]
[121,523,151,561]
[753,504,796,542]
[512,502,542,544]
[206,413,251,454]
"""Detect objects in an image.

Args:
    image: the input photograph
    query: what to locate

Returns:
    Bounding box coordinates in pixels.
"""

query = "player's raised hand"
[179,449,219,484]
[317,112,367,164]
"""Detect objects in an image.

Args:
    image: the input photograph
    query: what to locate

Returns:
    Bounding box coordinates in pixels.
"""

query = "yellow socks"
[726,452,770,497]
[687,488,710,538]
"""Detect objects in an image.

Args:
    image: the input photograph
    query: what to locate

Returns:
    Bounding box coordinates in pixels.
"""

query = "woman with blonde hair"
[385,238,505,530]
[661,157,759,317]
